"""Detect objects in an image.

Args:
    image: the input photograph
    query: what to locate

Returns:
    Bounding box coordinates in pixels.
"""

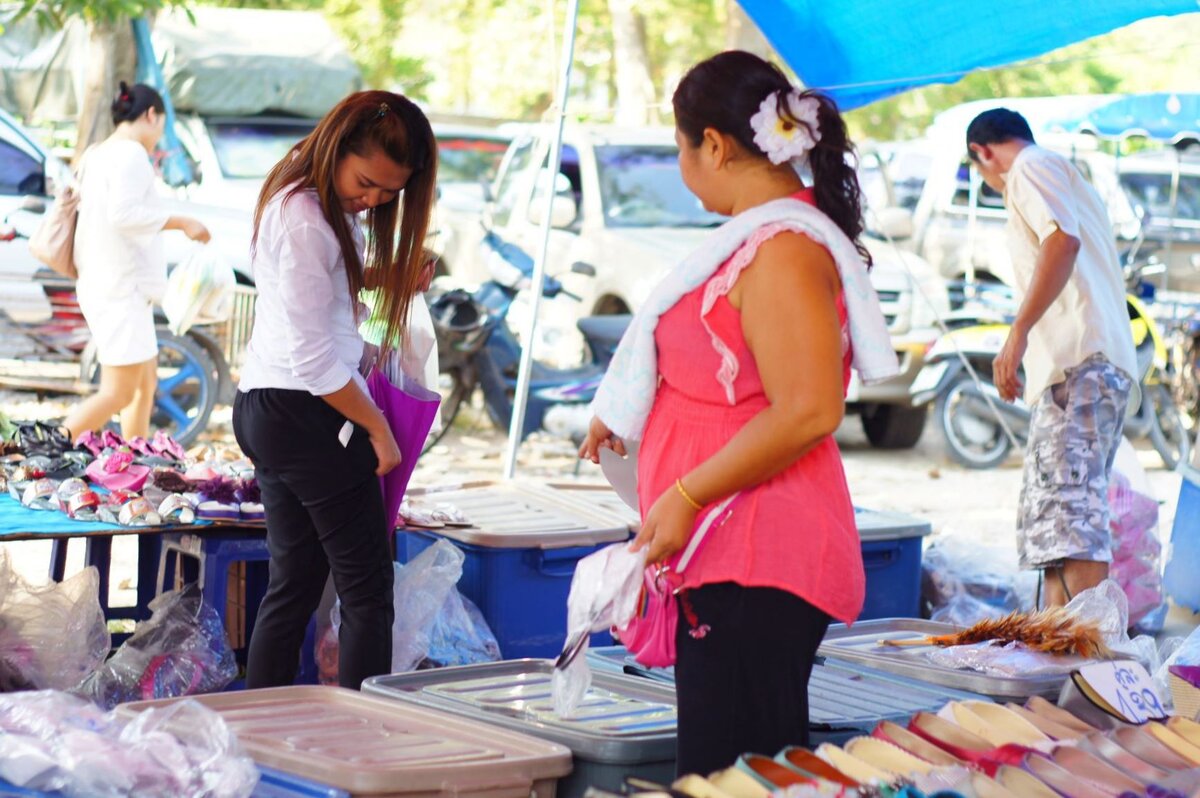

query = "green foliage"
[13,0,192,28]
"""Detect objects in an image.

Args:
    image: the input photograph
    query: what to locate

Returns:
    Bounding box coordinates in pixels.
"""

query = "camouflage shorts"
[1016,353,1132,570]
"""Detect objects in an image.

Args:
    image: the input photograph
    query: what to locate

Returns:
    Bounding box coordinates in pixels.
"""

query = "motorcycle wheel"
[1147,382,1191,470]
[150,331,217,447]
[936,373,1013,469]
[82,330,216,447]
[422,368,472,454]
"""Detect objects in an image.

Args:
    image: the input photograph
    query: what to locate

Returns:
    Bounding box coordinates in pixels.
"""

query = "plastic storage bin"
[118,686,572,797]
[818,618,1069,700]
[399,481,633,659]
[856,507,931,620]
[0,766,347,798]
[583,646,989,746]
[363,660,675,797]
[1165,452,1200,611]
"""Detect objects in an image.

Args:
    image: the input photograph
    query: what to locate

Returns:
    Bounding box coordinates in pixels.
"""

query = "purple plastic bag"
[366,367,439,530]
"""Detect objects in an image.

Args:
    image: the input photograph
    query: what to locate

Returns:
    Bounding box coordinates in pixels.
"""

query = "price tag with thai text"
[1076,660,1168,724]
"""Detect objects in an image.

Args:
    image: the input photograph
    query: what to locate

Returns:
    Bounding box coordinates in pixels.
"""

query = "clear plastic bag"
[0,549,109,691]
[552,542,645,717]
[0,690,258,797]
[921,535,1037,623]
[162,244,235,335]
[75,583,237,709]
[330,539,481,675]
[928,580,1175,680]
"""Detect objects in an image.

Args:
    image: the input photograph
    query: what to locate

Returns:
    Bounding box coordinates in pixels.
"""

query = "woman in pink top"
[581,52,871,774]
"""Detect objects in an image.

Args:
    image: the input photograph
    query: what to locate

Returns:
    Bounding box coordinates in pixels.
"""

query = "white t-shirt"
[1003,145,1138,404]
[74,138,171,303]
[238,187,368,396]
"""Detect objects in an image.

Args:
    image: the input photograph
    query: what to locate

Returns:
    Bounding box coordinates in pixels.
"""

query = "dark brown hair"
[673,51,871,266]
[253,90,438,352]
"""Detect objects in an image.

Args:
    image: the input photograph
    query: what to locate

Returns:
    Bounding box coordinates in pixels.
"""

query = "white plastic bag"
[552,542,645,717]
[0,549,109,691]
[0,690,258,797]
[162,244,236,335]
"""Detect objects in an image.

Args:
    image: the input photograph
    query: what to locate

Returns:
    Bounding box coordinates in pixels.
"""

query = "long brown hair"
[253,90,438,352]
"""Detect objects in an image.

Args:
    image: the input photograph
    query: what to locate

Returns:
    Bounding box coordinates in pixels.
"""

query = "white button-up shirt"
[239,186,367,396]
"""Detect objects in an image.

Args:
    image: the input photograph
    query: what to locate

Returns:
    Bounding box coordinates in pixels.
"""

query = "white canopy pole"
[503,0,581,479]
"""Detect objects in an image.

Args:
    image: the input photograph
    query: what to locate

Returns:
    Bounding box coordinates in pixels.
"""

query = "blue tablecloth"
[0,494,210,538]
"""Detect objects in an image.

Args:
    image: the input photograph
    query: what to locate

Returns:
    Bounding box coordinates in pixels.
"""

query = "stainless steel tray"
[818,618,1069,700]
[363,659,676,764]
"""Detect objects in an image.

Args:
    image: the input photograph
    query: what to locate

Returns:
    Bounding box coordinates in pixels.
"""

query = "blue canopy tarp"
[737,0,1198,110]
[1050,93,1200,144]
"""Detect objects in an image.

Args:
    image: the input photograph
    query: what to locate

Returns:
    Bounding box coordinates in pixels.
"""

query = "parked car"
[169,113,317,215]
[1,108,255,289]
[429,122,518,281]
[453,125,950,449]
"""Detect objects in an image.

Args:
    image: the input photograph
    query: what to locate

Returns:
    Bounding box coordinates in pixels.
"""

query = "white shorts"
[78,291,159,366]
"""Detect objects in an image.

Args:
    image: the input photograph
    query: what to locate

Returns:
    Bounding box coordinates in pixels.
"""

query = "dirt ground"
[3,392,1196,640]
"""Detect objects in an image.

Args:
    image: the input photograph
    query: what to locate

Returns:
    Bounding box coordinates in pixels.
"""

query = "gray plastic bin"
[363,660,675,797]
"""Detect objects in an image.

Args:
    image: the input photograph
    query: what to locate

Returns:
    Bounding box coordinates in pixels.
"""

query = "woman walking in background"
[65,82,211,440]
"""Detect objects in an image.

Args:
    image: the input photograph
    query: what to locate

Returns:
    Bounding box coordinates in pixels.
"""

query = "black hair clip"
[377,102,390,119]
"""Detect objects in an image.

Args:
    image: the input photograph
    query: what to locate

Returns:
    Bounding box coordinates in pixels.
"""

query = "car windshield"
[595,144,725,228]
[437,136,510,183]
[208,121,316,180]
[1118,169,1200,228]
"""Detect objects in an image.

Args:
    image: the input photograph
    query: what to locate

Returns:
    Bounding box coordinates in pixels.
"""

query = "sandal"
[21,478,59,510]
[157,493,196,525]
[65,489,101,521]
[235,479,264,522]
[85,449,151,493]
[150,430,187,462]
[398,500,445,529]
[194,477,242,521]
[75,430,104,458]
[118,496,162,527]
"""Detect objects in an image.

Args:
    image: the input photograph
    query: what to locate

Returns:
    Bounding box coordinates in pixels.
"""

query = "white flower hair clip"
[749,89,822,166]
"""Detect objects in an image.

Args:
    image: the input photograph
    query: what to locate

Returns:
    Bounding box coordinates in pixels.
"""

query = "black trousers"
[674,582,831,776]
[233,388,394,690]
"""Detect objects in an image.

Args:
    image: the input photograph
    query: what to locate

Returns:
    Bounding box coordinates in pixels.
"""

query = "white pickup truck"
[452,125,950,449]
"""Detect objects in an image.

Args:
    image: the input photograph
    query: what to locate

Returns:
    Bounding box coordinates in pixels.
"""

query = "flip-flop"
[85,452,151,493]
[151,430,187,462]
[65,489,101,521]
[157,494,196,525]
[21,479,59,510]
[118,497,162,527]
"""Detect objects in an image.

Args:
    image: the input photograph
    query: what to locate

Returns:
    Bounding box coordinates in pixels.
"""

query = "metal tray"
[818,618,1069,700]
[363,659,676,764]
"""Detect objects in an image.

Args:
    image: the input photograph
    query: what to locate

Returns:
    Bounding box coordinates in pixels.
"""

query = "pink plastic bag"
[1109,471,1163,627]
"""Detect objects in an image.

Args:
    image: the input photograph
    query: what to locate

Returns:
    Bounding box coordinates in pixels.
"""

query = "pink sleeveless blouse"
[636,190,866,624]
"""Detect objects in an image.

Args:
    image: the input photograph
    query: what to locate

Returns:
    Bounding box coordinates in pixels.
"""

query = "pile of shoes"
[2,423,260,528]
[612,700,1200,798]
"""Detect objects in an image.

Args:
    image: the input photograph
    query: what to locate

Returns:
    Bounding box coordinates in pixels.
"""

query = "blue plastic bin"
[406,531,617,658]
[397,482,634,659]
[855,507,931,620]
[1165,462,1200,611]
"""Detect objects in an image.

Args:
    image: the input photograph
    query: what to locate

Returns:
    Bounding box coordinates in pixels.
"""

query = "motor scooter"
[426,230,629,449]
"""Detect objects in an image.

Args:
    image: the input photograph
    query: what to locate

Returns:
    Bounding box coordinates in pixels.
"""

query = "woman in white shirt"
[64,82,211,441]
[233,91,437,689]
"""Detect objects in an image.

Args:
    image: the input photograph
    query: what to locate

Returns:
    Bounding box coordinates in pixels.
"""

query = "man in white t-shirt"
[967,109,1137,607]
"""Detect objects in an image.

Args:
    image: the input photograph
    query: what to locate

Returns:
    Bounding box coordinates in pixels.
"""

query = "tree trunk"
[607,0,657,125]
[726,1,773,60]
[73,19,136,164]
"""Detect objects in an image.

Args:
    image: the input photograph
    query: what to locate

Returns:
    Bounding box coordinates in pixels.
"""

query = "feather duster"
[883,608,1114,659]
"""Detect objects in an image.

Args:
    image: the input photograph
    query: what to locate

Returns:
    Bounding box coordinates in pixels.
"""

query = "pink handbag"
[616,493,738,668]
